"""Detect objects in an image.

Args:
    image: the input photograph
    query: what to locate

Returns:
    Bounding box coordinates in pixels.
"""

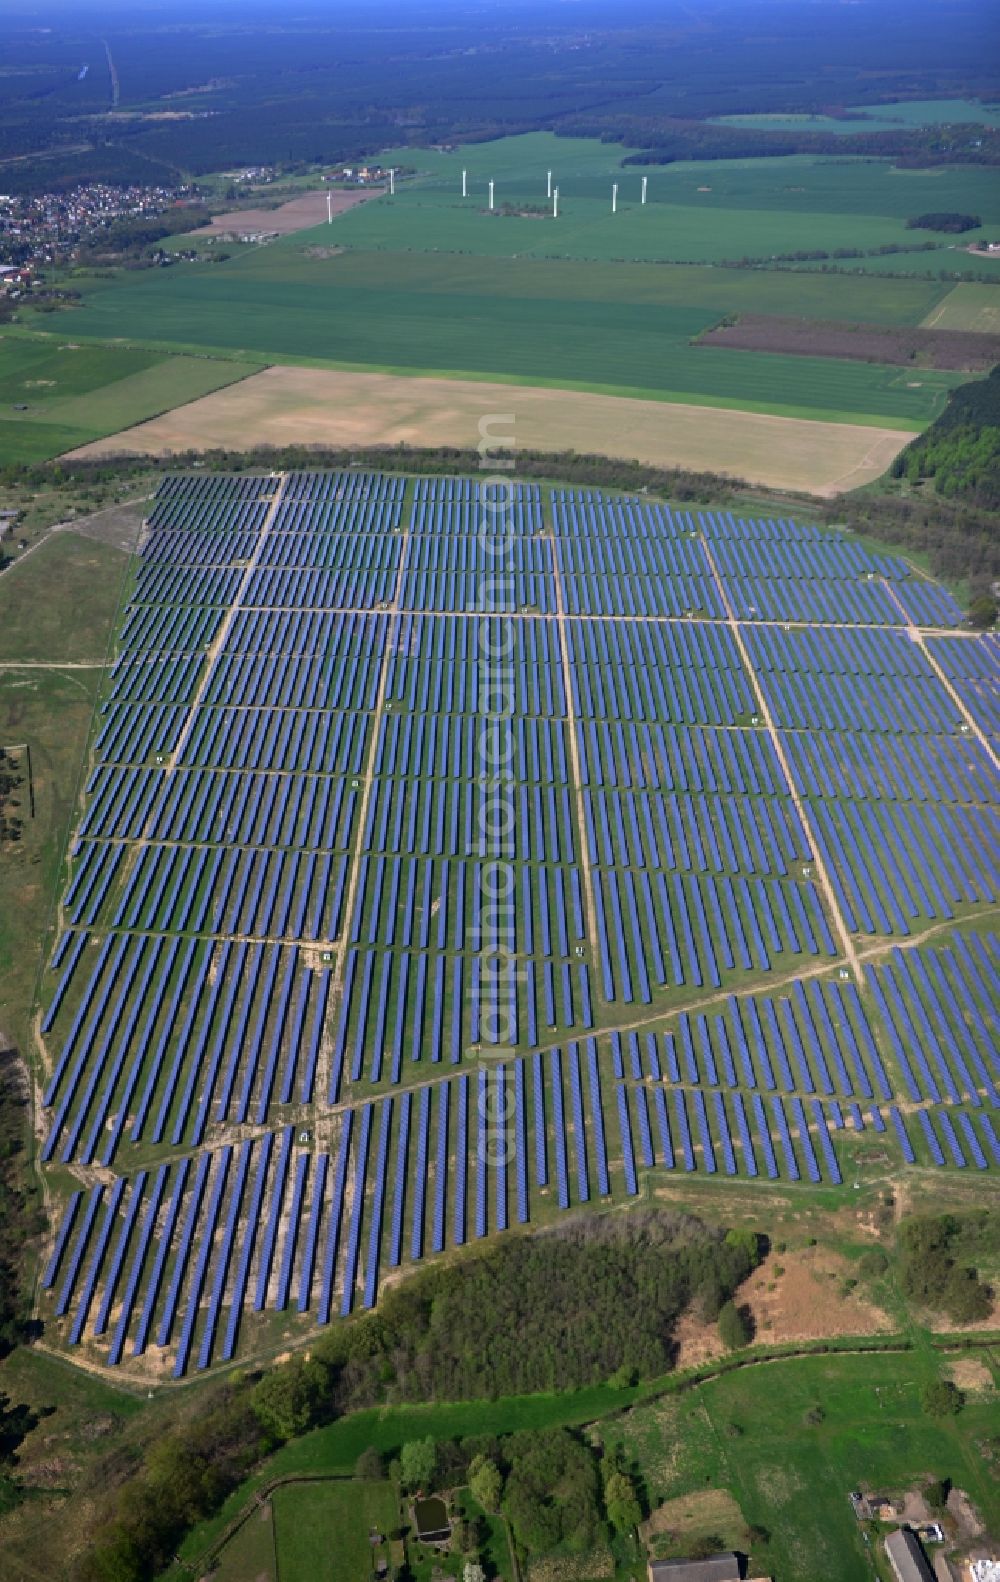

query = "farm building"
[647,1555,741,1582]
[885,1528,935,1582]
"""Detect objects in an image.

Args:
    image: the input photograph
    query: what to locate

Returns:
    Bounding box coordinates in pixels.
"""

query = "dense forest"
[889,365,1000,520]
[309,1213,761,1405]
[1,0,999,190]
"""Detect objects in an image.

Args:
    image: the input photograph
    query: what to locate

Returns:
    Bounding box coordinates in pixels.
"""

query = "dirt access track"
[67,365,911,496]
[193,186,377,237]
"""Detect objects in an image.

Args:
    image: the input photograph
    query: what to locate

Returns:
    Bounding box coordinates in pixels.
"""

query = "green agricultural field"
[468,156,1000,228]
[923,280,1000,331]
[42,134,999,433]
[56,249,962,425]
[271,1479,399,1582]
[0,336,160,400]
[297,188,946,265]
[0,336,257,463]
[311,147,1000,266]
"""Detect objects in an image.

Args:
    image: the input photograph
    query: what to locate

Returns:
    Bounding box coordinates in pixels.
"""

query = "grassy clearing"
[272,1479,399,1582]
[0,1347,152,1581]
[211,1503,277,1582]
[0,532,129,664]
[0,667,106,1048]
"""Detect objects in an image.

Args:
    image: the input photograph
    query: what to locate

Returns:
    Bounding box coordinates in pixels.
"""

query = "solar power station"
[35,470,1000,1377]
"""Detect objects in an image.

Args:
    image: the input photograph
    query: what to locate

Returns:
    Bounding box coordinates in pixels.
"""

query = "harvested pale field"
[67,365,911,495]
[193,187,376,237]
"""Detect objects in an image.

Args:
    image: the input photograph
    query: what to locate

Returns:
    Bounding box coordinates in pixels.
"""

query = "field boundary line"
[882,578,1000,775]
[700,534,863,984]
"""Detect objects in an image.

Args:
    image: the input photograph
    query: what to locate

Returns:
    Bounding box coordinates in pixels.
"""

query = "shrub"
[718,1301,752,1351]
[922,1380,964,1418]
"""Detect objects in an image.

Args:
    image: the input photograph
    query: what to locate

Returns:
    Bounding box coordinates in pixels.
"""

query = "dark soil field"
[697,313,1000,370]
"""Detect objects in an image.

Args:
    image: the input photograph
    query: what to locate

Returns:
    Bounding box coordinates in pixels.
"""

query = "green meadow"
[617,1348,1000,1582]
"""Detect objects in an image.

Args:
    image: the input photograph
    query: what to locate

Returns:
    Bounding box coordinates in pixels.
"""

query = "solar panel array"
[35,473,1000,1375]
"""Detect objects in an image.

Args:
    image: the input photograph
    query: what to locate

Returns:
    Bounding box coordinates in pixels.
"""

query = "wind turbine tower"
[326,190,332,224]
[641,175,648,205]
[553,186,559,219]
[547,169,552,199]
[488,179,495,211]
[389,168,396,197]
[612,182,618,214]
[462,168,468,198]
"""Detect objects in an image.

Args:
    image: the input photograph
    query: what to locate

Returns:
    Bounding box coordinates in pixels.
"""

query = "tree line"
[4,430,996,618]
[888,364,1000,615]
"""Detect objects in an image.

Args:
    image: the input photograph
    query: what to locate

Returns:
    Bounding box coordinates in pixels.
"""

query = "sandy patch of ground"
[671,1306,728,1370]
[68,364,911,496]
[743,1245,894,1343]
[946,1357,995,1396]
[193,188,376,237]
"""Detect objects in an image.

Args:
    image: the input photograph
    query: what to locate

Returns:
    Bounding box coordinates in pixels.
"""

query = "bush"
[858,1249,889,1278]
[400,1437,437,1493]
[718,1301,752,1351]
[922,1380,964,1418]
[925,1477,952,1511]
[355,1446,385,1480]
[896,1214,995,1323]
[251,1356,329,1442]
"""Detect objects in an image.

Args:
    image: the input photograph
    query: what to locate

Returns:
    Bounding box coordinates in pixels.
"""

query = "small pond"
[413,1495,450,1543]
